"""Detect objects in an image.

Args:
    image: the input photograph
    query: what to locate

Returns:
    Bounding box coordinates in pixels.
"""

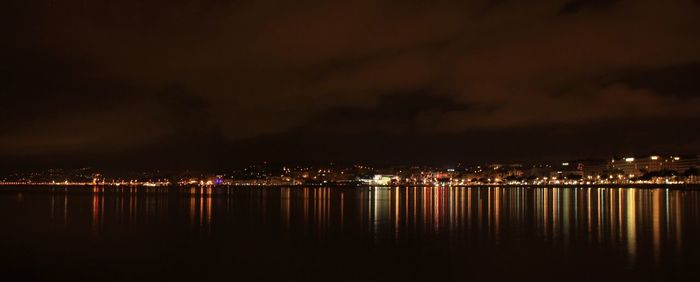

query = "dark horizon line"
[3,153,698,173]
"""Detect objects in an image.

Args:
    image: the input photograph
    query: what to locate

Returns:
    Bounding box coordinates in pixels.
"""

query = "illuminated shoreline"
[1,182,698,189]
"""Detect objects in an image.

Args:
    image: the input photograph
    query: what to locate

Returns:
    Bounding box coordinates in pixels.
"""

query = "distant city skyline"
[3,153,697,187]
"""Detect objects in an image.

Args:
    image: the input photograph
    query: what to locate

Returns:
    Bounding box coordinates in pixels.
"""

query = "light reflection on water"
[3,186,700,281]
[54,187,694,261]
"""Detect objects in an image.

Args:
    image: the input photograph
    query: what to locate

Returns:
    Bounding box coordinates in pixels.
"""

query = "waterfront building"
[611,155,700,176]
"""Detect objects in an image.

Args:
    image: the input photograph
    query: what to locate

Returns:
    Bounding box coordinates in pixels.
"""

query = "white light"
[651,156,659,160]
[625,157,635,162]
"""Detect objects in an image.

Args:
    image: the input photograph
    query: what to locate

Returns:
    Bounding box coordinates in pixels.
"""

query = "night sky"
[2,0,700,170]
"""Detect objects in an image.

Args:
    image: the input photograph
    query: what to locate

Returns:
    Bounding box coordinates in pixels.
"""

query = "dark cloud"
[2,0,700,168]
[609,64,700,99]
[312,91,469,134]
[559,0,619,14]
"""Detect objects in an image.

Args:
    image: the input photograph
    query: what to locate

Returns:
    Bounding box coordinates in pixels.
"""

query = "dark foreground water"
[1,186,699,281]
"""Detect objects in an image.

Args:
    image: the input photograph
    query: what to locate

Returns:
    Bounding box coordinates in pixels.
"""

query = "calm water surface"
[1,186,699,281]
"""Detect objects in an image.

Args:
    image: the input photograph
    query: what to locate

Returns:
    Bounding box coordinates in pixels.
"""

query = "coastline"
[1,183,699,190]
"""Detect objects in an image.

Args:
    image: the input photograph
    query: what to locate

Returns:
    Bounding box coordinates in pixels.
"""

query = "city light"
[1,154,698,187]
